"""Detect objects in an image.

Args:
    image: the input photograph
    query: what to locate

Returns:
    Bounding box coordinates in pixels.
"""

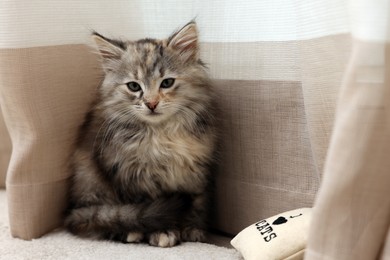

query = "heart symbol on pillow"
[272,216,288,225]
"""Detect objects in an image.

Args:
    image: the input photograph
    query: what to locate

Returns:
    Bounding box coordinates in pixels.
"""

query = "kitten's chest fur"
[100,120,214,199]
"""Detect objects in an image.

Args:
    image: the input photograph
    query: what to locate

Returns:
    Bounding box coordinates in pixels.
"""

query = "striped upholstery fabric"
[0,1,389,259]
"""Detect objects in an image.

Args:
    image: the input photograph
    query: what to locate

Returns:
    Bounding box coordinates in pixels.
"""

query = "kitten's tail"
[65,194,191,238]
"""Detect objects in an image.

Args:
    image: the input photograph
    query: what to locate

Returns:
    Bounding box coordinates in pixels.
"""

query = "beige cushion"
[212,78,318,235]
[0,24,346,242]
[0,41,323,239]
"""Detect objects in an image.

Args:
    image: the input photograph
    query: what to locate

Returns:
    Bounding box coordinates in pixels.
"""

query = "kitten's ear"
[91,32,125,60]
[168,22,199,62]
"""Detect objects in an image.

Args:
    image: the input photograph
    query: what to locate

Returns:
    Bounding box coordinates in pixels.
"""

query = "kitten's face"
[94,23,210,125]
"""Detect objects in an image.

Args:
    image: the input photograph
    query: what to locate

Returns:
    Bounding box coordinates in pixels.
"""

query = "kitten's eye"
[160,78,175,89]
[126,82,141,92]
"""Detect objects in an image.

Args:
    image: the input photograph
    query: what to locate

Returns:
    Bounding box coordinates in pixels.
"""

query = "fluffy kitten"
[64,22,217,247]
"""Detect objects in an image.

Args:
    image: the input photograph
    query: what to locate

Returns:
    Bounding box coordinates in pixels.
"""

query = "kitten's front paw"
[148,230,181,247]
[181,228,206,242]
[126,232,144,243]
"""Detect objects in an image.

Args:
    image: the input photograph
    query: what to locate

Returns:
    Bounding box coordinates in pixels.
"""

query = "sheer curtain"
[0,108,11,187]
[0,0,389,258]
[306,1,390,258]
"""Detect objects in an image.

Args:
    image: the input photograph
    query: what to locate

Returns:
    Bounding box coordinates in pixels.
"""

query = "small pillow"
[231,208,312,260]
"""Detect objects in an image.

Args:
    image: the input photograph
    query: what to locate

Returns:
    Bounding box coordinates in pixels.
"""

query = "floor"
[0,190,242,260]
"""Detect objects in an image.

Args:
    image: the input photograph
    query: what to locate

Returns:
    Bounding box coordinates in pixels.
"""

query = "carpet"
[0,190,242,260]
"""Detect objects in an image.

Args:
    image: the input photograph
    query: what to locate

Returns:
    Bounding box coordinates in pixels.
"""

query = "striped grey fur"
[64,22,217,247]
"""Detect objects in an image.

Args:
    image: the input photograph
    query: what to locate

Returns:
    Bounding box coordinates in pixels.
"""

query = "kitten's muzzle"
[145,100,159,112]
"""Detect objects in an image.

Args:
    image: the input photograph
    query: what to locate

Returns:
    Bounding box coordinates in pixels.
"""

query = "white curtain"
[0,0,389,259]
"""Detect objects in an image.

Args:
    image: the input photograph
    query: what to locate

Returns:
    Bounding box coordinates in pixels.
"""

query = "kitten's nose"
[145,100,159,111]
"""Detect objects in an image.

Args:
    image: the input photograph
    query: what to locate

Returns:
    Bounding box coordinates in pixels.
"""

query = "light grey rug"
[0,190,242,260]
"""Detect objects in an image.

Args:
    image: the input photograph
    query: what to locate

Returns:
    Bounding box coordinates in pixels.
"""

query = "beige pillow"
[231,208,312,260]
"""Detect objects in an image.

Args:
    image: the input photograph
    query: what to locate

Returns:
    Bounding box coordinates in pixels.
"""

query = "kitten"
[64,22,217,247]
